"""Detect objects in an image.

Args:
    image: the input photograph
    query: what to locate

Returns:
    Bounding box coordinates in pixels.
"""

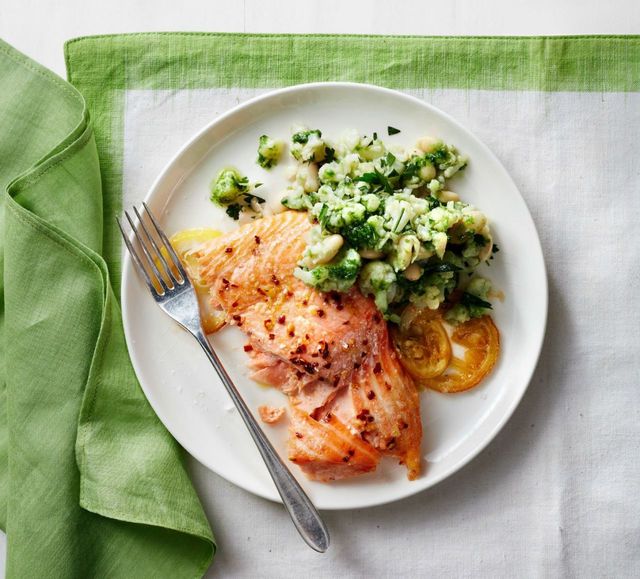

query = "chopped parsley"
[225,204,242,220]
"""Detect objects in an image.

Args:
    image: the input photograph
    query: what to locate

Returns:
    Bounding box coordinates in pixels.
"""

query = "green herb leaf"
[423,262,461,274]
[393,206,406,233]
[323,146,335,163]
[387,126,401,135]
[318,203,329,227]
[385,151,396,167]
[460,292,493,310]
[473,234,487,246]
[225,204,241,220]
[374,169,393,194]
[358,172,379,184]
[342,222,379,249]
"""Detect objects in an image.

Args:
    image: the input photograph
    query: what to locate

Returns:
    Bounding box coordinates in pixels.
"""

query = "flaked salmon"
[194,211,422,481]
[288,407,380,481]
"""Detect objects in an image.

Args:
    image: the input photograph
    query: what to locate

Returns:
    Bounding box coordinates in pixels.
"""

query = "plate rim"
[121,81,548,510]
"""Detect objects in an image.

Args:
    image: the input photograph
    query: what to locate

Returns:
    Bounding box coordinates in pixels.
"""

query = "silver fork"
[117,203,330,553]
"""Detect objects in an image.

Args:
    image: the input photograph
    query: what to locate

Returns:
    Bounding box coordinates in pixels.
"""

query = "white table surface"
[1,1,639,577]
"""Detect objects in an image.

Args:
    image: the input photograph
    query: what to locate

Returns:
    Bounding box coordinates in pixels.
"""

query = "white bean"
[468,211,487,232]
[439,190,460,202]
[403,263,423,281]
[416,136,440,154]
[315,234,344,264]
[419,163,436,181]
[359,248,384,259]
[302,163,319,192]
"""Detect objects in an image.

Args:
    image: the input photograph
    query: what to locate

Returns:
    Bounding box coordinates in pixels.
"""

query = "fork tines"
[116,202,187,296]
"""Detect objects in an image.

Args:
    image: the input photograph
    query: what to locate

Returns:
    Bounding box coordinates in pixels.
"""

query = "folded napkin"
[0,40,214,578]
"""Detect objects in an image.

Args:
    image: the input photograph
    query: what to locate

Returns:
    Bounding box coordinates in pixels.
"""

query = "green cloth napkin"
[0,40,214,578]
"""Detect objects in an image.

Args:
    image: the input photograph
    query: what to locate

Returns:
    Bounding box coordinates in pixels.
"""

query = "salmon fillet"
[288,407,380,481]
[194,211,422,480]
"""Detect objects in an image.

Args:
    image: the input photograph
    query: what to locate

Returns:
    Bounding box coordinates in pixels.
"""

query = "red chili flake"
[332,376,340,387]
[324,362,332,369]
[373,313,382,324]
[373,362,382,374]
[254,235,261,245]
[302,300,308,306]
[342,320,350,325]
[271,274,280,286]
[385,381,392,391]
[399,420,409,430]
[222,278,230,285]
[257,287,267,296]
[288,330,295,338]
[231,300,239,308]
[268,333,275,340]
[243,344,253,352]
[367,390,376,400]
[361,351,367,359]
[356,409,370,421]
[232,315,243,327]
[367,415,375,423]
[295,371,304,379]
[295,344,307,354]
[305,334,310,340]
[342,455,351,463]
[347,449,355,456]
[311,353,319,358]
[290,357,316,375]
[277,315,286,325]
[318,341,330,359]
[322,413,333,423]
[316,309,325,318]
[286,290,294,298]
[353,362,361,370]
[295,432,303,439]
[336,304,344,311]
[225,247,233,254]
[362,339,369,346]
[230,283,239,288]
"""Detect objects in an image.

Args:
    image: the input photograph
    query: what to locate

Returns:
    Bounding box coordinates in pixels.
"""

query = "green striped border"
[64,33,640,286]
[66,33,640,92]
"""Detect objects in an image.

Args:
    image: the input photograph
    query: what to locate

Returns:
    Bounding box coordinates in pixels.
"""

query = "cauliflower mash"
[280,127,498,322]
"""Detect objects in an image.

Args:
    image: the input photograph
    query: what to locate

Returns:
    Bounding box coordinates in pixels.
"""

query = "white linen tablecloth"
[118,86,640,578]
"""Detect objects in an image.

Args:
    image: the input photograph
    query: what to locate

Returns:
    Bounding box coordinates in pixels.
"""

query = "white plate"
[121,82,547,510]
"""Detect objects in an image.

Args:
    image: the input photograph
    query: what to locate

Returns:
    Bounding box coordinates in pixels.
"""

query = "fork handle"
[193,330,330,553]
